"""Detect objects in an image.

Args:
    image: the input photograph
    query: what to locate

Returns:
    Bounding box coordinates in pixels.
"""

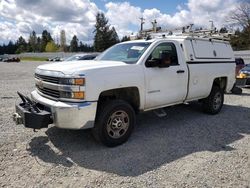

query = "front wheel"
[92,100,135,147]
[202,85,224,115]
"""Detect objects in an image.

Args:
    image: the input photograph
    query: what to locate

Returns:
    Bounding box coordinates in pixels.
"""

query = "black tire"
[202,85,224,115]
[231,84,242,95]
[92,100,135,147]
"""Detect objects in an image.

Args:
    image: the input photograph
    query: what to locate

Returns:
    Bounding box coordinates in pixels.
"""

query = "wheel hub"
[213,92,222,110]
[111,118,123,129]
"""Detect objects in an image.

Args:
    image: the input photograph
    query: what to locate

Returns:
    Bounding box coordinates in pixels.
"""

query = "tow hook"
[13,113,23,125]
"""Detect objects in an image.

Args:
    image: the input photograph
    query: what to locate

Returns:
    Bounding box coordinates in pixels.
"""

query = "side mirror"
[145,59,160,67]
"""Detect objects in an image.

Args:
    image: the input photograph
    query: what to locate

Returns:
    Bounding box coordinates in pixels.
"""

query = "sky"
[0,0,239,45]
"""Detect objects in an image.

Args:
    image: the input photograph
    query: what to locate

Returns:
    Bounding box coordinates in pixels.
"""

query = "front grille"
[35,73,59,84]
[37,87,60,98]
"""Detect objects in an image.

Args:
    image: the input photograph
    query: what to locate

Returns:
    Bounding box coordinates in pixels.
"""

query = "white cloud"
[186,0,237,27]
[105,2,142,36]
[0,0,239,44]
[105,2,142,27]
[105,0,238,36]
[0,0,99,44]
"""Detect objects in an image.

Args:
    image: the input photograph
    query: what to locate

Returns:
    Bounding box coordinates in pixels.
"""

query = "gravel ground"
[0,61,249,188]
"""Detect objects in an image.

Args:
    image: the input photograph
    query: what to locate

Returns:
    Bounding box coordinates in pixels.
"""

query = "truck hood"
[36,60,128,75]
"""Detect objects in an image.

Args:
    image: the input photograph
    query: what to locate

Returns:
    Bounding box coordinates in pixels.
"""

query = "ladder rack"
[144,31,232,42]
[140,24,234,42]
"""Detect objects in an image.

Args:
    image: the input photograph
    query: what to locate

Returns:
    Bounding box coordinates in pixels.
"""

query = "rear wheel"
[202,85,224,115]
[92,100,135,147]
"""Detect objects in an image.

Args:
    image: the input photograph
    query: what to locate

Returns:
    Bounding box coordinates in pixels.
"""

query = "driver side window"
[148,42,179,66]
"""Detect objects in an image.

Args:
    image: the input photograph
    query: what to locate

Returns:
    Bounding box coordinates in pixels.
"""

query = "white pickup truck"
[13,35,235,147]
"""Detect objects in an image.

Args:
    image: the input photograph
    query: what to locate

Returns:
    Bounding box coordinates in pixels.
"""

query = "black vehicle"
[64,53,99,61]
[235,58,245,76]
[3,57,20,62]
[239,64,250,85]
[47,57,62,62]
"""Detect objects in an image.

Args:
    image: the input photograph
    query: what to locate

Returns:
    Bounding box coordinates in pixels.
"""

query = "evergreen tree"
[78,41,94,52]
[230,27,250,50]
[70,35,78,52]
[37,37,42,52]
[109,27,120,45]
[94,12,119,52]
[28,31,37,52]
[16,36,27,53]
[5,41,17,54]
[41,30,53,52]
[121,35,130,42]
[16,36,27,54]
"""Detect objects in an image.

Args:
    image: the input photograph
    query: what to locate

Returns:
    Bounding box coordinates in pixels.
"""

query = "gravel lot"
[0,61,249,188]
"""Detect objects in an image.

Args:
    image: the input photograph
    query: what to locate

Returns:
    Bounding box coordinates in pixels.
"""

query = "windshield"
[96,42,151,64]
[242,65,250,71]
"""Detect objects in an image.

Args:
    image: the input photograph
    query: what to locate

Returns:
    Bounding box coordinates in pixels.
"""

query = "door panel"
[144,42,188,109]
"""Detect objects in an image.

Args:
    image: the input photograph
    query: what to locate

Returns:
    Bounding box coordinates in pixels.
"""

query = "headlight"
[59,78,85,86]
[59,77,85,100]
[238,72,247,79]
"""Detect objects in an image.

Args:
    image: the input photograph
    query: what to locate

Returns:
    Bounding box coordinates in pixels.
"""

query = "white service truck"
[13,35,235,147]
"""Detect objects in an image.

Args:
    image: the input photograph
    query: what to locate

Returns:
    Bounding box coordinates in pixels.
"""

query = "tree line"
[0,30,94,54]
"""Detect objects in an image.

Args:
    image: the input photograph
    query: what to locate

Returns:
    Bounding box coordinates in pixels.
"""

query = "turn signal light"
[73,91,85,99]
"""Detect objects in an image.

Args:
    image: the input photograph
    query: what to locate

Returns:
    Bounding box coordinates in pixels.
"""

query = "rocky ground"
[0,61,249,188]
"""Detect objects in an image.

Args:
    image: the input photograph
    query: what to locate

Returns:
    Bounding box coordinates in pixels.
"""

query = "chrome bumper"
[31,90,97,130]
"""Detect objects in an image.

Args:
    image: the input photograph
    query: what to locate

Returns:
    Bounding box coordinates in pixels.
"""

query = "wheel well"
[98,87,140,112]
[213,77,227,91]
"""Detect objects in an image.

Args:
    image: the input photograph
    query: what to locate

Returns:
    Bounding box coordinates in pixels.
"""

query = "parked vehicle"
[239,64,250,85]
[47,57,62,62]
[0,54,8,61]
[64,53,99,61]
[3,57,20,62]
[235,58,245,76]
[13,35,235,147]
[232,58,246,94]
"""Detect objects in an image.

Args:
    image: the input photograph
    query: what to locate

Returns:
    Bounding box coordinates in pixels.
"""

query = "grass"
[20,57,48,62]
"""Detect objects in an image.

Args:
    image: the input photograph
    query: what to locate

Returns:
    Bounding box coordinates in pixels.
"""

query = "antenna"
[139,17,145,32]
[151,20,157,32]
[209,20,215,31]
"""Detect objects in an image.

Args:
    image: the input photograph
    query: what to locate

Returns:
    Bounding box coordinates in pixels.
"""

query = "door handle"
[177,70,185,73]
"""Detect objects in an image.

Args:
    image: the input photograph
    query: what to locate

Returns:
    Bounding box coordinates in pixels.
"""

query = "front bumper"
[245,78,250,85]
[14,90,97,130]
[31,90,97,130]
[14,99,52,129]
